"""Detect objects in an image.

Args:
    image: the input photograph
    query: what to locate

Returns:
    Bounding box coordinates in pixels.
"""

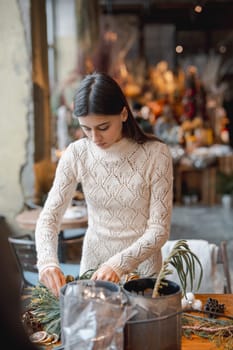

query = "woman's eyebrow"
[80,121,109,128]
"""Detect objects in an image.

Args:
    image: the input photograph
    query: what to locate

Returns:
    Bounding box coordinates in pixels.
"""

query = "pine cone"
[204,297,225,318]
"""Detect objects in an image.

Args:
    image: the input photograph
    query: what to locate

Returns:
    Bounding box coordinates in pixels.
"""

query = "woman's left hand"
[91,265,120,283]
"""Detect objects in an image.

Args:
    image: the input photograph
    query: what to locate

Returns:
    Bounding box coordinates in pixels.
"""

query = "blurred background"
[0,0,232,248]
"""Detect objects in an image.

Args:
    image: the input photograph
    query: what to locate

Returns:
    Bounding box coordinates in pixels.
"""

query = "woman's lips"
[96,143,106,147]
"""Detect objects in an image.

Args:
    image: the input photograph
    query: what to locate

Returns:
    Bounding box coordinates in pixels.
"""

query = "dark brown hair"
[73,72,160,143]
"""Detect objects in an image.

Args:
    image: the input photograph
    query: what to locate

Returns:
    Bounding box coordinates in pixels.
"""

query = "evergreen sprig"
[27,285,61,336]
[79,268,96,279]
[182,313,233,350]
[152,239,203,298]
[26,271,97,338]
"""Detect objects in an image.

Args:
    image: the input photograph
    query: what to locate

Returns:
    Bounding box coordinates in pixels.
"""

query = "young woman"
[35,72,173,297]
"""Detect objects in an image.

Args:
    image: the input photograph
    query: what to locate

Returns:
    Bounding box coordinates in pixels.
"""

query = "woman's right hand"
[39,266,66,298]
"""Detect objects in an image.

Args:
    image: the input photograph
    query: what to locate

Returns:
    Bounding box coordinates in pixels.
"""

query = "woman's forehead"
[78,114,120,126]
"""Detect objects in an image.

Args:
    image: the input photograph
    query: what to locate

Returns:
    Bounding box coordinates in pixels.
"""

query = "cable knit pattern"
[35,137,173,280]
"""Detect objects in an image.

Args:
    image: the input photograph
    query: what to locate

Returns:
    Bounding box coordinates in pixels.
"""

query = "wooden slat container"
[218,154,233,175]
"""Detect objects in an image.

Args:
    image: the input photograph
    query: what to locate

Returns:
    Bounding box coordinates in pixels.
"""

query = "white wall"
[0,0,34,227]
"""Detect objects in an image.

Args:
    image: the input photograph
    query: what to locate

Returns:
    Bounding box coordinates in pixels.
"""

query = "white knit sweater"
[35,137,173,280]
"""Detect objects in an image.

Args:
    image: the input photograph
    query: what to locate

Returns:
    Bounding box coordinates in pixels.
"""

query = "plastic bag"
[60,280,135,350]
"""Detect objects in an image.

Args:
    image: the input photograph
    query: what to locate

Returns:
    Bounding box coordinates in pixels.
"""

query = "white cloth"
[35,137,173,279]
[162,239,219,293]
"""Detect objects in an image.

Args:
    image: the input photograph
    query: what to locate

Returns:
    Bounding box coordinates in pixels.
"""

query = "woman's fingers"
[91,265,120,283]
[40,267,66,297]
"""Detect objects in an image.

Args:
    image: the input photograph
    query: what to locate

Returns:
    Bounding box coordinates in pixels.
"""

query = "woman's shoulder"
[144,138,169,152]
[66,137,88,153]
[58,138,89,163]
[142,139,172,161]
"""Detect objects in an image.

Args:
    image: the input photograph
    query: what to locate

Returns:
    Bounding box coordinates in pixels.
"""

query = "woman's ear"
[121,107,128,122]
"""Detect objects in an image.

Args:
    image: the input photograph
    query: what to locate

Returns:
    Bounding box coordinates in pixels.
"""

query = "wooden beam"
[31,0,52,162]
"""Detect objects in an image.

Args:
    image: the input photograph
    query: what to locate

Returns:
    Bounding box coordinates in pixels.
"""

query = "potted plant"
[123,239,203,350]
[216,171,233,209]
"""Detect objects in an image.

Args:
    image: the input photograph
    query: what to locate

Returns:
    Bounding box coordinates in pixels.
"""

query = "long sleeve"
[35,145,79,275]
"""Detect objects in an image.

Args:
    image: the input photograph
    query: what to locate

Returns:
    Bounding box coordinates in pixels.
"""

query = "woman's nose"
[91,130,101,142]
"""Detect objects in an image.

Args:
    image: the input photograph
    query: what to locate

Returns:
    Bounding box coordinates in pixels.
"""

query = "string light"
[176,45,183,54]
[219,45,227,54]
[194,5,203,13]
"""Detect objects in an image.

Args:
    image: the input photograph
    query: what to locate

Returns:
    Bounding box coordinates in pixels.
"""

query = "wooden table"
[182,293,233,349]
[16,207,88,231]
[16,207,88,263]
[23,293,232,349]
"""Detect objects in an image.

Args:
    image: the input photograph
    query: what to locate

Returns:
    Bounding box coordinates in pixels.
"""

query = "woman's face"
[78,110,127,149]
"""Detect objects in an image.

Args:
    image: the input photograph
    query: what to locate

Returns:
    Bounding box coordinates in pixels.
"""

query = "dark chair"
[217,240,232,294]
[59,232,84,264]
[59,228,86,262]
[8,234,82,291]
[22,199,87,263]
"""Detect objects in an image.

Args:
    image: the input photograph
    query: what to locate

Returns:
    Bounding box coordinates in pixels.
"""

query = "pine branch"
[25,271,96,338]
[27,285,61,337]
[184,310,233,321]
[79,268,96,279]
[183,325,233,334]
[182,313,233,350]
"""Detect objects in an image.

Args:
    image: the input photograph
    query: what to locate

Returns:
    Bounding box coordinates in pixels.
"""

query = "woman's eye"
[98,126,109,131]
[82,127,91,132]
[81,125,109,132]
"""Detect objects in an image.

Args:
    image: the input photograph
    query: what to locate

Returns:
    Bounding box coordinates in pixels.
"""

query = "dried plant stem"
[182,313,233,349]
[152,265,171,298]
[184,310,233,321]
[182,325,233,333]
